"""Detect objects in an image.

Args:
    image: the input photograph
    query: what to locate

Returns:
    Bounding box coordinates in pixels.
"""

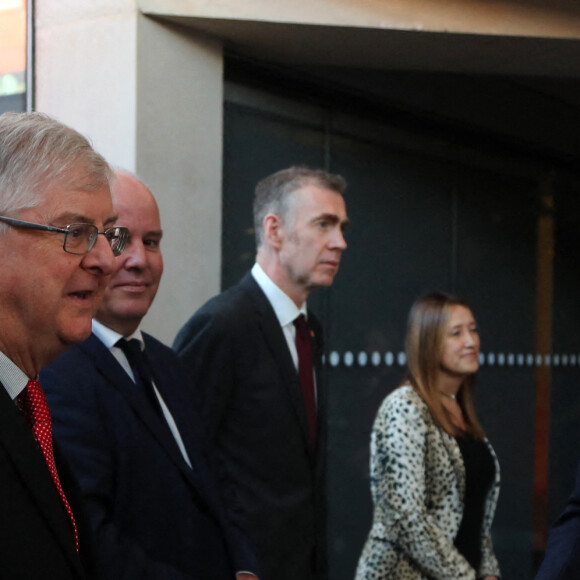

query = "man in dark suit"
[536,459,580,579]
[41,170,259,579]
[0,111,129,578]
[174,166,349,580]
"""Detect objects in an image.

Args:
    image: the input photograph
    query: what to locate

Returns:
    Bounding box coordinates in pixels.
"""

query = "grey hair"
[253,165,347,247]
[0,112,112,232]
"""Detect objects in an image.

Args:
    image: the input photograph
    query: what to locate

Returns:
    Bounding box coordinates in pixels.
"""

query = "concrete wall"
[135,15,223,344]
[35,1,138,169]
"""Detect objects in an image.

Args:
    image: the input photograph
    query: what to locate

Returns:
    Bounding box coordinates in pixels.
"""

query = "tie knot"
[116,337,142,356]
[294,313,308,331]
[19,379,51,424]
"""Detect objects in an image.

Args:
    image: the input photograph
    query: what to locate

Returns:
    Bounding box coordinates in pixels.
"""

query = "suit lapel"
[80,335,217,508]
[242,274,314,456]
[80,335,194,482]
[0,385,83,576]
[139,337,215,488]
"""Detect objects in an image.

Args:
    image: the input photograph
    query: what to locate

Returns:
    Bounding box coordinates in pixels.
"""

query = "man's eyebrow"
[104,215,118,228]
[144,229,163,239]
[51,213,119,228]
[312,213,343,223]
[311,213,351,231]
[52,213,95,225]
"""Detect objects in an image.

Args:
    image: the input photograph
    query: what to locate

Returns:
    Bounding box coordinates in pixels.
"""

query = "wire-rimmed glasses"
[0,216,130,256]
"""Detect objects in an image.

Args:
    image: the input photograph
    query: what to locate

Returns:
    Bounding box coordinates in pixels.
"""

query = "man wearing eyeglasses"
[41,170,260,580]
[0,111,128,578]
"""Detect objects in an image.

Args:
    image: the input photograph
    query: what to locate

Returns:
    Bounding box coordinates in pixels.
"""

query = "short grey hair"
[0,112,112,232]
[253,166,347,247]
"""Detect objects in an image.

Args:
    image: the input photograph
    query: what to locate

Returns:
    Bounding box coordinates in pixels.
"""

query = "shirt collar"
[251,263,307,328]
[0,350,31,400]
[92,319,145,350]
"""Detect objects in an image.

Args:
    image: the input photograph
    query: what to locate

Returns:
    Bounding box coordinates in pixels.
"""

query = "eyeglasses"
[0,216,130,256]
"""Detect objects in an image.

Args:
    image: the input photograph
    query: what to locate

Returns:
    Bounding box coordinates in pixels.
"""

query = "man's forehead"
[292,186,346,214]
[293,184,344,203]
[49,210,118,226]
[35,185,116,224]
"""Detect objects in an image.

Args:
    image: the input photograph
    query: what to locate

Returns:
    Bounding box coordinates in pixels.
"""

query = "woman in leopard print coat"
[356,293,501,580]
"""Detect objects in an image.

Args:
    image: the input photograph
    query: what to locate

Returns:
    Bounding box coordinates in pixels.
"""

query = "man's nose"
[124,240,147,269]
[331,227,347,250]
[81,232,115,275]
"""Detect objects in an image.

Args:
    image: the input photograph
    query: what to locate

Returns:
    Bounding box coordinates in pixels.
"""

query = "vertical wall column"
[35,2,138,170]
[135,15,224,344]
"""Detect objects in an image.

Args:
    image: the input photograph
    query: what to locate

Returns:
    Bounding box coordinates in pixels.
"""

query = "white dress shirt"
[251,262,307,371]
[0,349,29,401]
[251,263,317,402]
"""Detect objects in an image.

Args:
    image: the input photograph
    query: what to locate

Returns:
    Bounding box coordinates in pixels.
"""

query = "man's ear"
[263,213,284,249]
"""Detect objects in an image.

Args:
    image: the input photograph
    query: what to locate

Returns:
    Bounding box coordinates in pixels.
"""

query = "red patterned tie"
[294,314,317,448]
[18,379,79,551]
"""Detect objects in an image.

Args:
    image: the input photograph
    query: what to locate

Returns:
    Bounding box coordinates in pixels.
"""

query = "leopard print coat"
[355,385,501,580]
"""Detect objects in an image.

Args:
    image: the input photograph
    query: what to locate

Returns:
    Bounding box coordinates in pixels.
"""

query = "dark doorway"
[221,58,580,579]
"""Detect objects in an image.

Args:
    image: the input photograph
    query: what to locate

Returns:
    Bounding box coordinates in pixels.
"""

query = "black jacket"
[174,272,327,580]
[41,331,257,579]
[0,381,97,579]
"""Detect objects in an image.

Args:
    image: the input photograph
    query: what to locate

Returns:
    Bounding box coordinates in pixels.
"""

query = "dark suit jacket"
[174,271,327,580]
[0,381,97,579]
[536,459,580,579]
[40,332,258,579]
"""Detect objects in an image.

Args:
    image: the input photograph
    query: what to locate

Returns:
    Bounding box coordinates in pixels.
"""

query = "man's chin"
[96,305,150,333]
[46,323,93,365]
[312,273,337,288]
[60,324,94,347]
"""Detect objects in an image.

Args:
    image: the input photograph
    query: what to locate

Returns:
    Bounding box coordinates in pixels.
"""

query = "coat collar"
[0,384,84,576]
[77,334,221,513]
[240,273,319,460]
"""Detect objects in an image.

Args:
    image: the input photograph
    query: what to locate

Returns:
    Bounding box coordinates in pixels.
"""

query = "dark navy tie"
[116,338,163,417]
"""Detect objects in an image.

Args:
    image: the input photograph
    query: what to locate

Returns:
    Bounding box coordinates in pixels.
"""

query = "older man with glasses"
[0,111,127,579]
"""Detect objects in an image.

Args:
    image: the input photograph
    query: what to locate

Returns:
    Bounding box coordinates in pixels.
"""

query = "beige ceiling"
[140,0,580,77]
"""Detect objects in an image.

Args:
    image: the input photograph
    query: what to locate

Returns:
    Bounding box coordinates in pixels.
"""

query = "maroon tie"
[294,314,317,448]
[18,379,79,551]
